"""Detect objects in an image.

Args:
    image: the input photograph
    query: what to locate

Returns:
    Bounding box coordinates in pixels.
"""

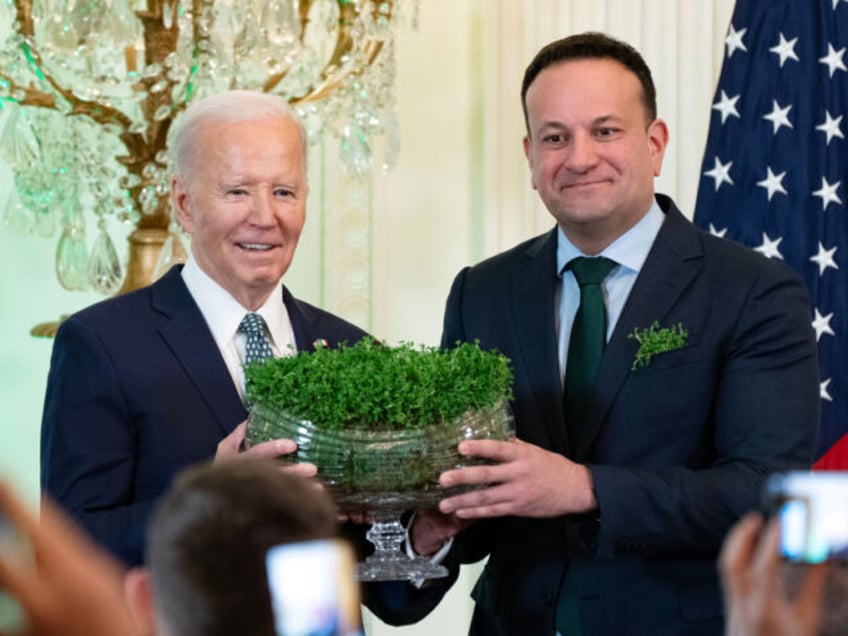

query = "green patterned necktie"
[239,313,274,365]
[563,256,617,454]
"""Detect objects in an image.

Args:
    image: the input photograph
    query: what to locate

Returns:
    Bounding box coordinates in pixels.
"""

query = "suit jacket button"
[544,592,554,605]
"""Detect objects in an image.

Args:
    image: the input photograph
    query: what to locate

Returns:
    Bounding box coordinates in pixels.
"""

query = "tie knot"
[567,256,616,286]
[239,312,268,337]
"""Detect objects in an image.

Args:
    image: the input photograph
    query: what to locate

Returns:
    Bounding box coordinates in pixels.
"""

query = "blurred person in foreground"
[0,481,136,636]
[0,460,361,636]
[40,89,368,567]
[720,512,829,636]
[124,458,356,636]
[386,31,820,635]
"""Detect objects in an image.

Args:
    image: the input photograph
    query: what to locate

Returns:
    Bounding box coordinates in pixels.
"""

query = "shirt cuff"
[404,511,454,588]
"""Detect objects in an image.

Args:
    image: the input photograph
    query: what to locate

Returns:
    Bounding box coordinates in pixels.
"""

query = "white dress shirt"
[181,255,296,400]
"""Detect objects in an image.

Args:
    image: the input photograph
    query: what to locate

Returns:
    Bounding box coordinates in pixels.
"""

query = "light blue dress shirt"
[556,201,665,383]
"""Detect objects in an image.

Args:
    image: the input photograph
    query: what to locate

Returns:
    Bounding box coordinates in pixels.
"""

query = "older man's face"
[172,116,308,310]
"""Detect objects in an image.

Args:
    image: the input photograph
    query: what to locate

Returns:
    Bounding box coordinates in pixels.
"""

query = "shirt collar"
[181,255,288,351]
[556,198,665,277]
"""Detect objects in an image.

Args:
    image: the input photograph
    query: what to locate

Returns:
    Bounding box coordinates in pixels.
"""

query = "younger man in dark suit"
[400,32,820,635]
[40,90,368,566]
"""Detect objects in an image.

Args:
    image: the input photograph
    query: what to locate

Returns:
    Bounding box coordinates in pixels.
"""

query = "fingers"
[242,438,297,459]
[719,512,765,595]
[0,482,38,541]
[217,421,303,464]
[440,463,504,489]
[456,438,519,462]
[794,561,829,636]
[411,509,467,556]
[751,517,782,586]
[280,462,318,478]
[339,511,372,525]
[439,482,519,519]
[214,422,247,460]
[0,551,24,605]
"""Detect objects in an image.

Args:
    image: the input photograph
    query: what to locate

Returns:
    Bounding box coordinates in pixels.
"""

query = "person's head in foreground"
[126,458,339,636]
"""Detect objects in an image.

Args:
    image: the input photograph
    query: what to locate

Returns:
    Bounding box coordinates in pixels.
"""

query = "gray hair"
[171,90,308,183]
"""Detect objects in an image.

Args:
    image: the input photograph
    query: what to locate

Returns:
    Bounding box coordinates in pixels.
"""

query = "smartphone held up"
[266,539,363,636]
[764,471,848,564]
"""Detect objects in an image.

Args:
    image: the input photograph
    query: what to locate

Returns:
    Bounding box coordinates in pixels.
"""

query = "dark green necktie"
[557,256,616,635]
[563,256,616,454]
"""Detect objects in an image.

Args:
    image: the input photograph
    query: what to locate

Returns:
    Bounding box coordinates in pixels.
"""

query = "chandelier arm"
[179,0,213,106]
[293,41,385,105]
[12,0,34,36]
[262,0,318,93]
[290,0,392,104]
[5,0,133,130]
[0,72,56,109]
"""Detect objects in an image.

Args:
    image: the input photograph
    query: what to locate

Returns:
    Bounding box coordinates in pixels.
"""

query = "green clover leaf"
[628,321,689,371]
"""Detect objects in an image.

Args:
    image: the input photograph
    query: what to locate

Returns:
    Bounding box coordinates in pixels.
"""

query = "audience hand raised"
[0,482,138,636]
[720,512,829,636]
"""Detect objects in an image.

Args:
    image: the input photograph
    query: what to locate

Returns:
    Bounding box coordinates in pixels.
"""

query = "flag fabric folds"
[693,0,848,467]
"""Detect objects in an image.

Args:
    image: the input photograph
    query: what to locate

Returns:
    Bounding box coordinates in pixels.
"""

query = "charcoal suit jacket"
[370,194,820,635]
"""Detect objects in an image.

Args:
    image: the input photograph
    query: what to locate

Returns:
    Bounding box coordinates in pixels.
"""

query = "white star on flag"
[757,166,788,201]
[708,224,727,238]
[712,90,741,124]
[811,242,839,274]
[726,24,748,58]
[816,110,845,144]
[763,100,794,134]
[820,42,848,77]
[822,378,834,402]
[813,308,836,341]
[754,233,784,259]
[813,176,843,210]
[770,33,800,66]
[704,157,734,191]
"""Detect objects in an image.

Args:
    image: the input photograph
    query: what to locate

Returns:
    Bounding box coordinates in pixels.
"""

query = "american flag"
[693,0,848,468]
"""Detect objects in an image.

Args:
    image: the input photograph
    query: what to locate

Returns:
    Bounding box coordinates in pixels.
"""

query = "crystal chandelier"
[0,0,406,311]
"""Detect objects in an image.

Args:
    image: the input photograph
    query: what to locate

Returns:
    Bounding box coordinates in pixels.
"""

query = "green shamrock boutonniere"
[628,321,689,371]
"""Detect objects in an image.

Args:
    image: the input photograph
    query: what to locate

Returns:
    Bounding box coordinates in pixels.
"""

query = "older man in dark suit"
[393,32,819,635]
[40,90,367,567]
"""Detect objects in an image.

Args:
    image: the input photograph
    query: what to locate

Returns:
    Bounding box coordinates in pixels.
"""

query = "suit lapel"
[284,288,327,352]
[509,230,568,454]
[573,199,705,460]
[152,268,247,436]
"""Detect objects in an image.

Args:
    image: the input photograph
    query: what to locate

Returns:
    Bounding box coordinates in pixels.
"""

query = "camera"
[763,471,848,563]
[265,539,362,636]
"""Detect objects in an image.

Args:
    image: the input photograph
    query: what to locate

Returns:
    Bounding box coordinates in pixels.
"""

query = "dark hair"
[521,31,657,133]
[147,459,338,636]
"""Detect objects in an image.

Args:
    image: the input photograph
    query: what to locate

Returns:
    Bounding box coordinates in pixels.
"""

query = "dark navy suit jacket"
[371,195,820,635]
[40,265,368,566]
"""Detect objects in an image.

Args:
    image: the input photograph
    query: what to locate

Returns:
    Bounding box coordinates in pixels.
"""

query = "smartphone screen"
[765,471,848,563]
[265,539,362,636]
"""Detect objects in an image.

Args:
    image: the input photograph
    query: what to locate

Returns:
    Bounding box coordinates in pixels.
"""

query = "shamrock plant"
[245,338,513,430]
[628,321,689,371]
